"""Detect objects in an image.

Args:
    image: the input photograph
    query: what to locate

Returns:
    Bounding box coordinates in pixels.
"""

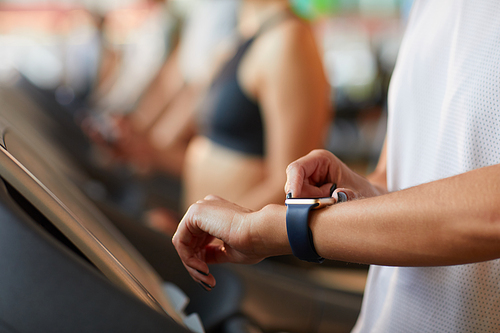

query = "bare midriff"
[182,136,266,209]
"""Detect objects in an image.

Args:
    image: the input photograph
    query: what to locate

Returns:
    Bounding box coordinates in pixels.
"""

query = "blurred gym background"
[0,1,413,332]
[0,0,411,170]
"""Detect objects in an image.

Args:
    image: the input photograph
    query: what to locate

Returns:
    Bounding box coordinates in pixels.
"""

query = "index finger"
[285,150,336,197]
[172,222,210,277]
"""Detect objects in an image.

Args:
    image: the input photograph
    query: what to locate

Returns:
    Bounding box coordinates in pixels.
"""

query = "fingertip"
[198,282,210,291]
[196,269,209,276]
[200,280,214,289]
[191,268,216,290]
[329,183,337,197]
[197,278,216,291]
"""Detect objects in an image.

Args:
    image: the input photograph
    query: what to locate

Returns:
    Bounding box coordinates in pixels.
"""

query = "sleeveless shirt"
[199,11,294,157]
[200,35,265,156]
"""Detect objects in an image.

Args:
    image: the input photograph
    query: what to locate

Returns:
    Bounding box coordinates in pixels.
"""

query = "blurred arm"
[234,20,331,210]
[128,45,186,133]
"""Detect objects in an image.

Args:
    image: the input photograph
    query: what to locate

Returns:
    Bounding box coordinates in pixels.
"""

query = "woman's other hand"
[172,195,288,288]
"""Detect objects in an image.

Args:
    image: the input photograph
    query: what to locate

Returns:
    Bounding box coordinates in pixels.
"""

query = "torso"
[198,34,265,156]
[183,10,298,208]
[183,136,266,208]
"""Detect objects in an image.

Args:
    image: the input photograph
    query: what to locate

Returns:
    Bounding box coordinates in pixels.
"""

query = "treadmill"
[0,119,203,332]
[0,90,365,332]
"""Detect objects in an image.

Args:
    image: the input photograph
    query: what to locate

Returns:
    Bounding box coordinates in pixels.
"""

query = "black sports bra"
[200,11,293,157]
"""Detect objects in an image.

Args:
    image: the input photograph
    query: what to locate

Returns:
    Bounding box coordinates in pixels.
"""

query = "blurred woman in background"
[93,0,331,234]
[183,0,330,210]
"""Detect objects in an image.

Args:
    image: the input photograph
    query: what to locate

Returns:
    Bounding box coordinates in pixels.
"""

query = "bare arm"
[128,45,185,133]
[309,164,500,266]
[233,20,331,210]
[284,145,500,266]
[173,152,500,287]
[100,47,203,176]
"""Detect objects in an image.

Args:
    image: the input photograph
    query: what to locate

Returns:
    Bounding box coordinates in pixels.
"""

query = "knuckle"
[310,149,323,156]
[187,202,202,216]
[316,149,329,157]
[287,161,300,174]
[204,194,221,201]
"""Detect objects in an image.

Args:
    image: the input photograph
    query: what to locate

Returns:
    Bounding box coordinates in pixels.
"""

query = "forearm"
[130,80,183,133]
[257,165,500,266]
[148,84,200,150]
[314,165,500,266]
[130,51,184,132]
[151,143,188,177]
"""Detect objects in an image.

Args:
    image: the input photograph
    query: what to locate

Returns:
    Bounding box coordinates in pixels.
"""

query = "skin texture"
[172,145,500,289]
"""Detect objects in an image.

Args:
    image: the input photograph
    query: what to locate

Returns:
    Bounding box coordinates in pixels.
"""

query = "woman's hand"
[83,114,163,174]
[172,195,288,289]
[111,116,159,173]
[284,149,383,200]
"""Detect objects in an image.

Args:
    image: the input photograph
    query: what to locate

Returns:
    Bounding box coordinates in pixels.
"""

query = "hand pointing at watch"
[284,149,384,200]
[172,149,385,288]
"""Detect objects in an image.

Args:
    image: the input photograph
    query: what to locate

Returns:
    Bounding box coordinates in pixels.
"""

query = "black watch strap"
[286,203,324,263]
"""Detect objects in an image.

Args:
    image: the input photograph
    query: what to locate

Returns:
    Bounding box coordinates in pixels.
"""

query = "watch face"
[285,197,336,208]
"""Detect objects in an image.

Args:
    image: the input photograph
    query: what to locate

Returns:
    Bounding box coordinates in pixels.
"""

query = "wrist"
[252,204,291,257]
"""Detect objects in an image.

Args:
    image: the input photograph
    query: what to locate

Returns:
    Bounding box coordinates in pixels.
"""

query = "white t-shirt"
[352,0,500,332]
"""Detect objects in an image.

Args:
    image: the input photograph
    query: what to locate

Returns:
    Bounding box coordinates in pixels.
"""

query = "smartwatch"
[285,193,346,263]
